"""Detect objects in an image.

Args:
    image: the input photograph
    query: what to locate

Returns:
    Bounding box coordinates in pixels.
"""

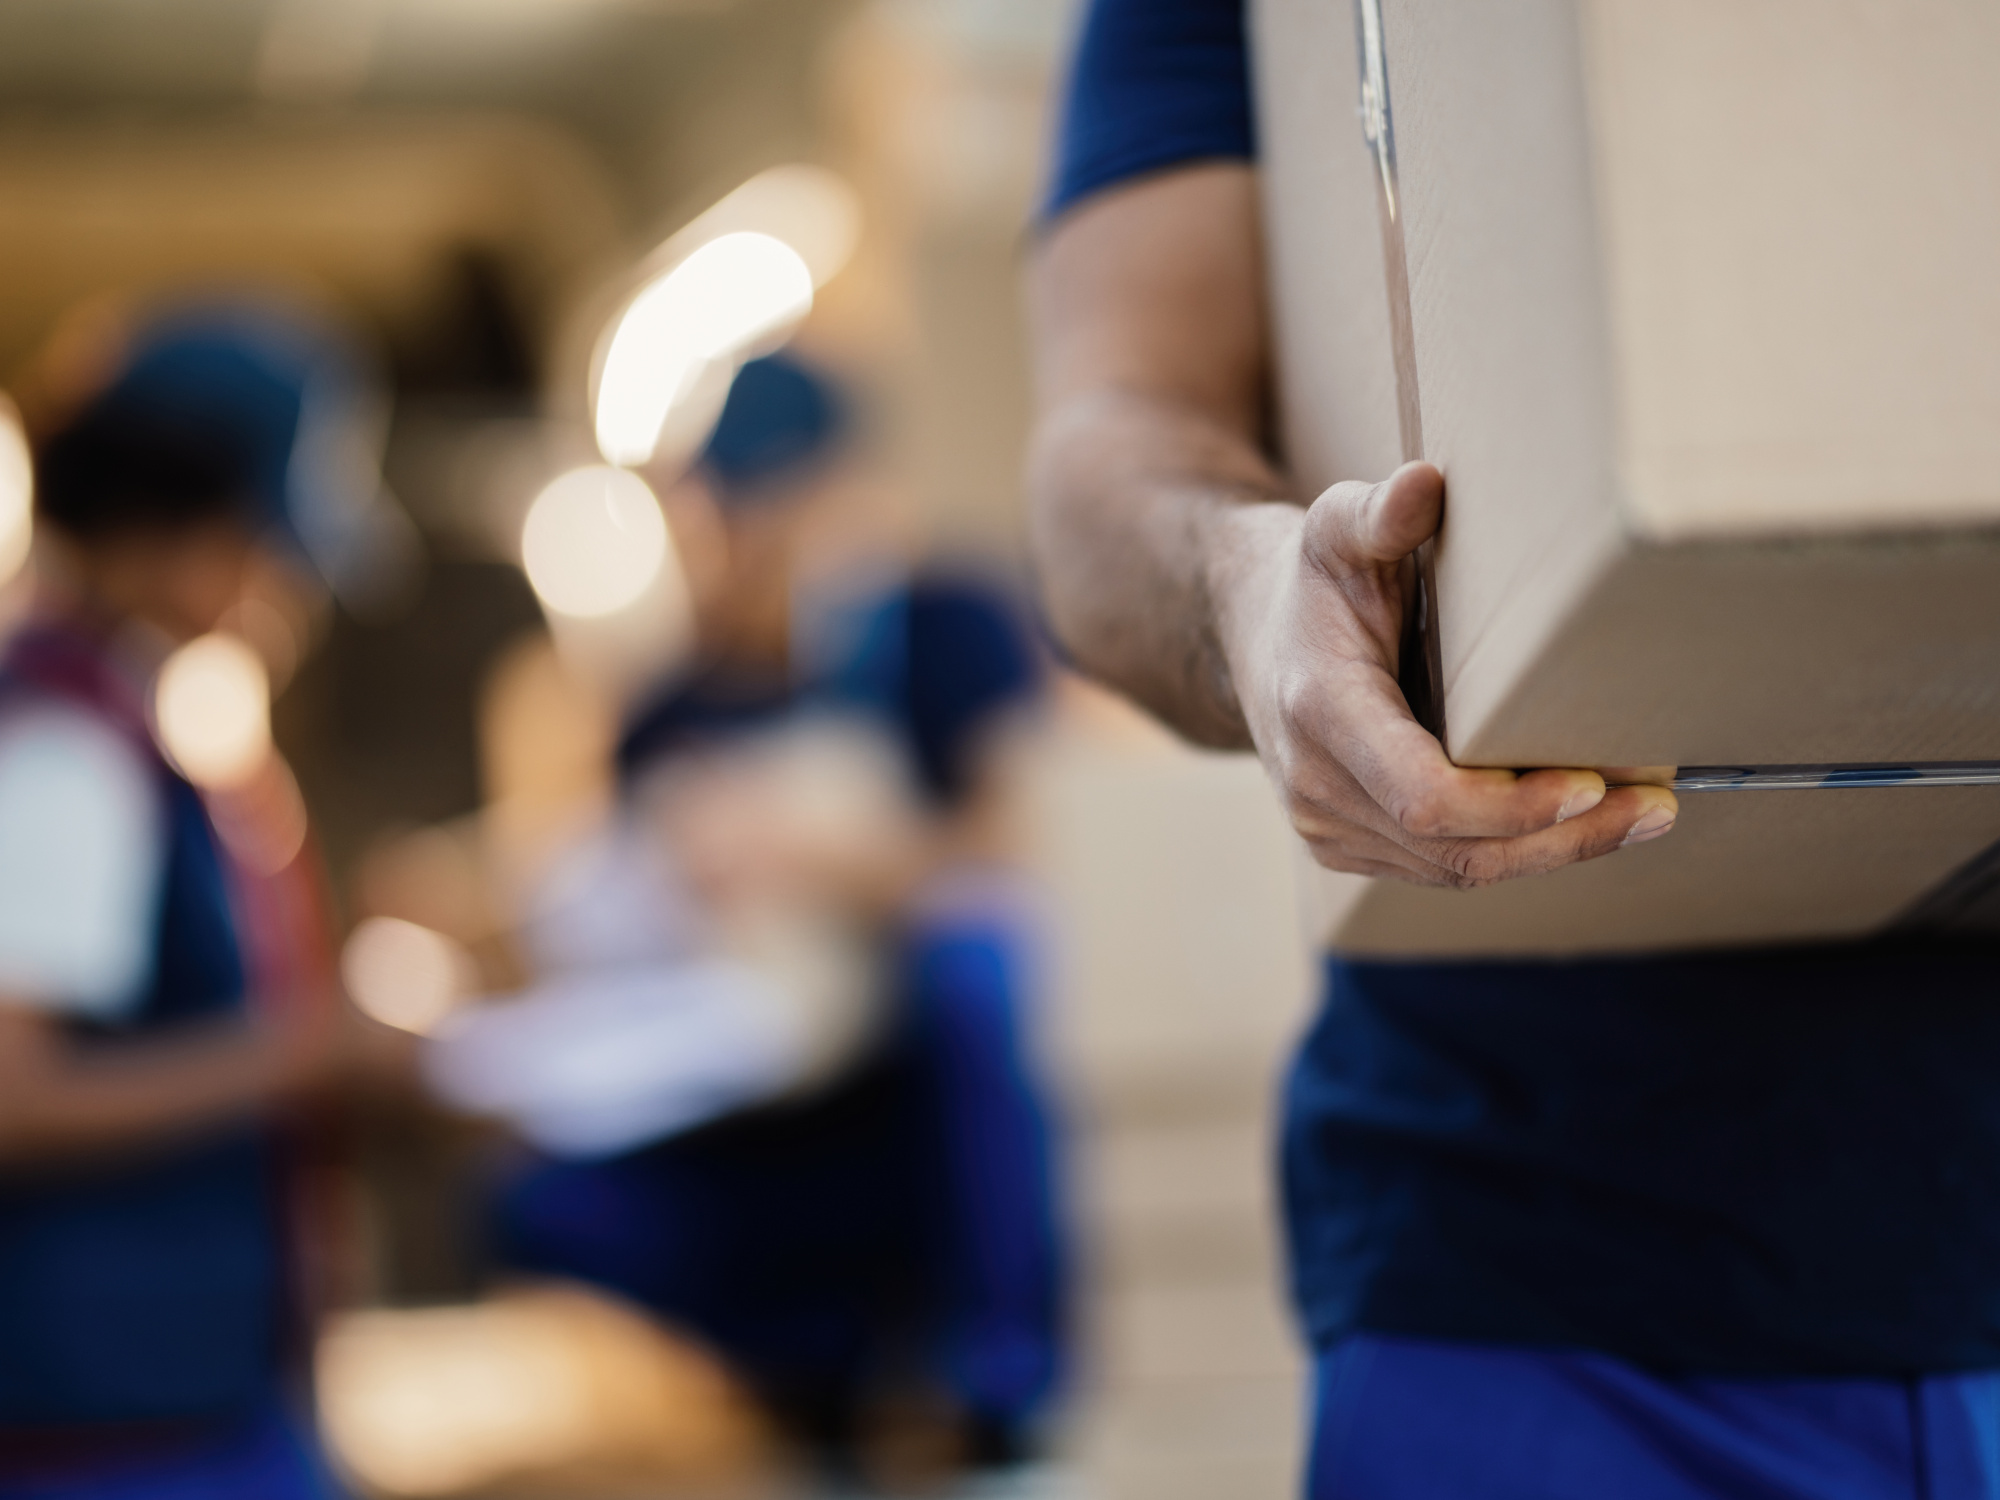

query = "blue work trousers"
[1311,1335,2000,1499]
[498,922,1068,1438]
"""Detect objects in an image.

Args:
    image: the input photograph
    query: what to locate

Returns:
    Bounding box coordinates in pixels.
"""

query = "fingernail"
[1555,785,1604,823]
[1621,807,1676,846]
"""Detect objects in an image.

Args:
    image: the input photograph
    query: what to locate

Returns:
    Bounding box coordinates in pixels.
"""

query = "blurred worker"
[464,355,1071,1490]
[875,574,1069,1480]
[0,302,405,1499]
[1031,4,2000,1498]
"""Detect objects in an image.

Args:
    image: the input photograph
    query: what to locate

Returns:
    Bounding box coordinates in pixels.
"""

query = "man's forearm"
[0,1007,310,1169]
[1029,385,1301,750]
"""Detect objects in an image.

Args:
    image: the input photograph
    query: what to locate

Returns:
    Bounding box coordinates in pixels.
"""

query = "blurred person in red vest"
[0,301,410,1500]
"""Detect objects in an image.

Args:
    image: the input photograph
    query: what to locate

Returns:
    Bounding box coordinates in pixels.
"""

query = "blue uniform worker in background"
[0,305,404,1499]
[1032,4,2000,1497]
[496,354,1070,1488]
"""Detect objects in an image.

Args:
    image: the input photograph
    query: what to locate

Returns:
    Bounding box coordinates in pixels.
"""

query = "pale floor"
[1065,1068,1306,1500]
[1034,734,1319,1500]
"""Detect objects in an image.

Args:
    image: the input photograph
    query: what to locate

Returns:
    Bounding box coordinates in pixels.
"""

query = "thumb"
[1303,461,1444,573]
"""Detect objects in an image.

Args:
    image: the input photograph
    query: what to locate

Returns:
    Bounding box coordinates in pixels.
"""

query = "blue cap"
[798,571,1047,806]
[901,575,1045,805]
[35,297,410,608]
[697,352,849,506]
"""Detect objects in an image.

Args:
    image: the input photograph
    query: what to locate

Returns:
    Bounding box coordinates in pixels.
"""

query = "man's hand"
[1213,462,1676,887]
[1031,164,1675,890]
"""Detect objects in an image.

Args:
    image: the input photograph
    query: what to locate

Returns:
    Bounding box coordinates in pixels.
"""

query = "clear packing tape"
[1671,764,2000,792]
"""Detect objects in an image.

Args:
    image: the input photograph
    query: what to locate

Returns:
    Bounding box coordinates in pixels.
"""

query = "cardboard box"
[1249,0,2000,956]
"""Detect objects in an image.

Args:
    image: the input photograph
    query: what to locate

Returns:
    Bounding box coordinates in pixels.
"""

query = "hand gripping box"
[1249,0,2000,955]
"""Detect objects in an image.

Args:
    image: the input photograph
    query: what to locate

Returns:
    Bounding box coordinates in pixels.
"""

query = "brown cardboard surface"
[1249,0,2000,954]
[1468,533,2000,769]
[1246,0,1402,493]
[1303,784,2000,960]
[1384,0,1631,751]
[1586,1,2000,542]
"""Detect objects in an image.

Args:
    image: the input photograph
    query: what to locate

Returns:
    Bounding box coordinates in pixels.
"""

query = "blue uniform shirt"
[1048,0,2000,1375]
[1045,0,1255,220]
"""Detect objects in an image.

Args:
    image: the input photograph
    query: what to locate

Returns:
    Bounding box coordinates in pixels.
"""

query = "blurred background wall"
[0,3,1314,1494]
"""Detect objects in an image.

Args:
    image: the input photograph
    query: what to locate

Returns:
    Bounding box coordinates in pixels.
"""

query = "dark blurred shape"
[35,396,250,540]
[698,350,850,505]
[398,247,540,398]
[277,562,545,895]
[901,575,1044,808]
[29,297,421,622]
[37,302,350,546]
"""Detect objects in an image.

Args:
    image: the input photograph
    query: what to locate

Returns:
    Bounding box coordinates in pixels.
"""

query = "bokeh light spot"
[341,916,475,1036]
[152,632,272,788]
[521,465,670,618]
[678,164,862,290]
[593,231,814,468]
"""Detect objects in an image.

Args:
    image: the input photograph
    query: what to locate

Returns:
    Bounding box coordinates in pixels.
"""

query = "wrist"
[1201,499,1305,736]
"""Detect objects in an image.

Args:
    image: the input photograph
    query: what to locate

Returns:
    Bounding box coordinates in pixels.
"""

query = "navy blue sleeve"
[1043,0,1256,222]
